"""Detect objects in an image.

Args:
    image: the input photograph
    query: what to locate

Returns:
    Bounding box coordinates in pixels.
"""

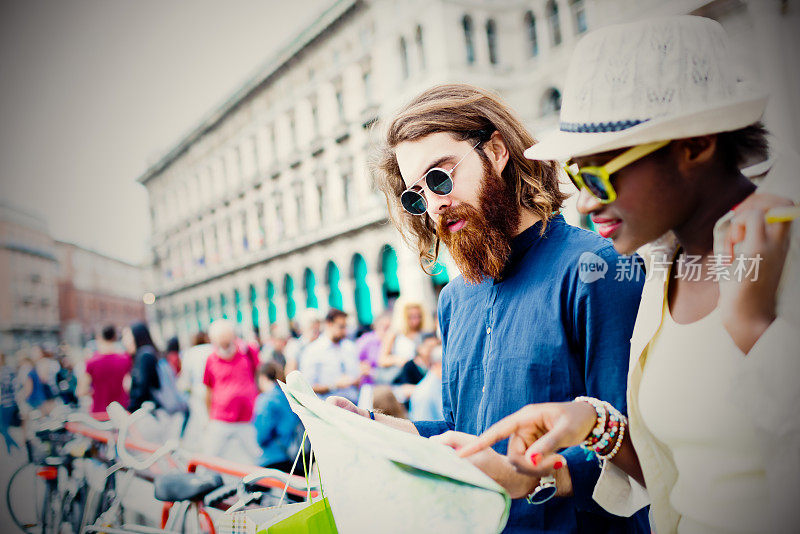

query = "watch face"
[528,483,557,505]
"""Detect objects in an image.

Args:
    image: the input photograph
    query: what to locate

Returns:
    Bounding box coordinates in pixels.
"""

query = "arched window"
[326,261,344,310]
[294,187,305,231]
[207,297,215,322]
[351,254,373,326]
[541,87,562,117]
[266,280,277,324]
[195,301,203,330]
[316,179,326,224]
[233,288,242,324]
[431,260,450,287]
[304,268,319,309]
[570,0,587,34]
[219,292,228,320]
[486,19,498,65]
[380,245,400,308]
[462,15,475,65]
[547,1,562,46]
[284,275,296,320]
[524,11,539,57]
[249,284,259,332]
[342,174,353,213]
[415,25,426,70]
[399,37,410,80]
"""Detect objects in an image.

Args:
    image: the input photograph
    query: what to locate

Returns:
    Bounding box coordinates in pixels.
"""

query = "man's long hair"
[374,84,566,273]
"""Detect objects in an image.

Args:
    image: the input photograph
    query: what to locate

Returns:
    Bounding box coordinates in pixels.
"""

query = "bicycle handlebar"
[65,412,115,432]
[106,401,179,471]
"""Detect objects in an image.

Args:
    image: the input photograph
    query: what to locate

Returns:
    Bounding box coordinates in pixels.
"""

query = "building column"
[338,275,357,316]
[366,271,385,320]
[239,281,256,341]
[395,241,436,310]
[274,290,289,328]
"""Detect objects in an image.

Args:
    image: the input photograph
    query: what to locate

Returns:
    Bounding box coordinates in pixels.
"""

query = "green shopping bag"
[257,432,337,534]
[265,496,336,533]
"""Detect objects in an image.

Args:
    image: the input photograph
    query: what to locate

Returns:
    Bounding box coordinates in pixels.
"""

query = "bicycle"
[81,401,181,533]
[5,409,112,534]
[83,402,320,534]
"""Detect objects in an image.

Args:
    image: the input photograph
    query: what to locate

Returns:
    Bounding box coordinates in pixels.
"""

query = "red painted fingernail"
[530,453,541,466]
[553,460,564,470]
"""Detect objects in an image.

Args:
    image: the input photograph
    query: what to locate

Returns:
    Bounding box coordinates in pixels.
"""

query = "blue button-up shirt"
[414,215,650,533]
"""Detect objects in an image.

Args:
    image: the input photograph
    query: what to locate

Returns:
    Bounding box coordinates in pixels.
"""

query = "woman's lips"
[447,219,466,232]
[593,218,623,239]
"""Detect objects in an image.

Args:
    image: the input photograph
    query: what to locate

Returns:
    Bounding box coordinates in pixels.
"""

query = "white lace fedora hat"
[524,16,768,162]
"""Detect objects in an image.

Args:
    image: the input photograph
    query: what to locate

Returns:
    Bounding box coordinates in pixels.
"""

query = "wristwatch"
[526,475,557,504]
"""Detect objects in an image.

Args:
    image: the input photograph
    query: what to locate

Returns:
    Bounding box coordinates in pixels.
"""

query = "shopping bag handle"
[279,431,323,506]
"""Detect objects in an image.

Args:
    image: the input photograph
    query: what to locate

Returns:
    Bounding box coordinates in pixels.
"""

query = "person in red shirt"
[203,319,260,463]
[81,325,132,415]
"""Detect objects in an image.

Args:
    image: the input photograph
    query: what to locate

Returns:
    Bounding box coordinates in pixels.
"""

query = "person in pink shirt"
[81,325,132,415]
[203,319,260,463]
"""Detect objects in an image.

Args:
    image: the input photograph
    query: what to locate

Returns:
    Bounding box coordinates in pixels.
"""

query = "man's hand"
[326,395,420,434]
[431,430,539,499]
[326,396,370,418]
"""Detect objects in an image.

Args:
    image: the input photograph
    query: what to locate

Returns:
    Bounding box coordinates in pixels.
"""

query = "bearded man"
[329,84,648,533]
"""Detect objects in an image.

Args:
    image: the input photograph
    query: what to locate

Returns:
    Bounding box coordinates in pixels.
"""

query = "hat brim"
[524,94,768,161]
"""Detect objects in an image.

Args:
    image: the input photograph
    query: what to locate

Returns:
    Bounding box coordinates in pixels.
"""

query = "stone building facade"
[139,0,799,344]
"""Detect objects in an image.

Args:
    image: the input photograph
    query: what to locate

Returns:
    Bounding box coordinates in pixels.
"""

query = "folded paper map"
[279,371,510,534]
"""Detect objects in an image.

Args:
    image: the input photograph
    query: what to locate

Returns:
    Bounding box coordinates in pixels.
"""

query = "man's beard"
[437,160,521,284]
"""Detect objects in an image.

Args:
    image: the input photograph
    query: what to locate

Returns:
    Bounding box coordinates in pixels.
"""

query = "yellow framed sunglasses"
[564,140,671,203]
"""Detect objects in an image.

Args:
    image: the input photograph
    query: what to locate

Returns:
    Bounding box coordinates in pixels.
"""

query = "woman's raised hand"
[457,401,597,476]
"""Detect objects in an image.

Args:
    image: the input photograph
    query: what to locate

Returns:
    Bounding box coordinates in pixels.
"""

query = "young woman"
[122,322,161,412]
[376,300,432,383]
[460,16,799,533]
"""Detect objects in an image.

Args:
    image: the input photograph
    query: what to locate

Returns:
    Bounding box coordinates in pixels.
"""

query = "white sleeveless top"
[638,302,771,534]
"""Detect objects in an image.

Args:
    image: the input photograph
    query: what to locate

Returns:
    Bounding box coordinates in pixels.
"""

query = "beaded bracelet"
[598,414,627,461]
[575,396,607,448]
[594,410,623,456]
[575,396,626,458]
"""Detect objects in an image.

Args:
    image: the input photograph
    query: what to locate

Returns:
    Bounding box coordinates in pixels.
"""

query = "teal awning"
[352,254,373,325]
[327,262,343,310]
[381,246,400,307]
[234,289,243,324]
[304,268,318,309]
[431,260,449,285]
[249,284,259,330]
[220,293,228,319]
[284,275,296,320]
[267,280,277,324]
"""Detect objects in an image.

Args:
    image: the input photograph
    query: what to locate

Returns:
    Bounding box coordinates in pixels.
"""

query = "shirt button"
[482,386,486,393]
[486,327,491,334]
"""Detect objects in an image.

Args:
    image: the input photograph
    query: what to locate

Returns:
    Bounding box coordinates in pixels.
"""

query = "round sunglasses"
[400,140,481,215]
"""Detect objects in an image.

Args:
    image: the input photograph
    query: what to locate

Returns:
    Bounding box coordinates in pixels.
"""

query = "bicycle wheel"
[90,473,124,528]
[41,480,62,534]
[6,462,46,533]
[59,483,87,534]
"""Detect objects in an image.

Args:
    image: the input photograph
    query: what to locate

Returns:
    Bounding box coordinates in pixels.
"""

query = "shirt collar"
[498,214,563,281]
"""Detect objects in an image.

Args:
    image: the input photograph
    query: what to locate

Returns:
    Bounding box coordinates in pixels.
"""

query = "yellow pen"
[713,205,798,257]
[765,205,800,224]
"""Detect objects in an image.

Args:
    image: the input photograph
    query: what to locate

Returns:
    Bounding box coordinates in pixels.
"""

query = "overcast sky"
[0,0,324,265]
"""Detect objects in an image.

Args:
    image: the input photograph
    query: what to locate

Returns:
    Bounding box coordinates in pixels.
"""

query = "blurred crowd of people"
[0,298,443,470]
